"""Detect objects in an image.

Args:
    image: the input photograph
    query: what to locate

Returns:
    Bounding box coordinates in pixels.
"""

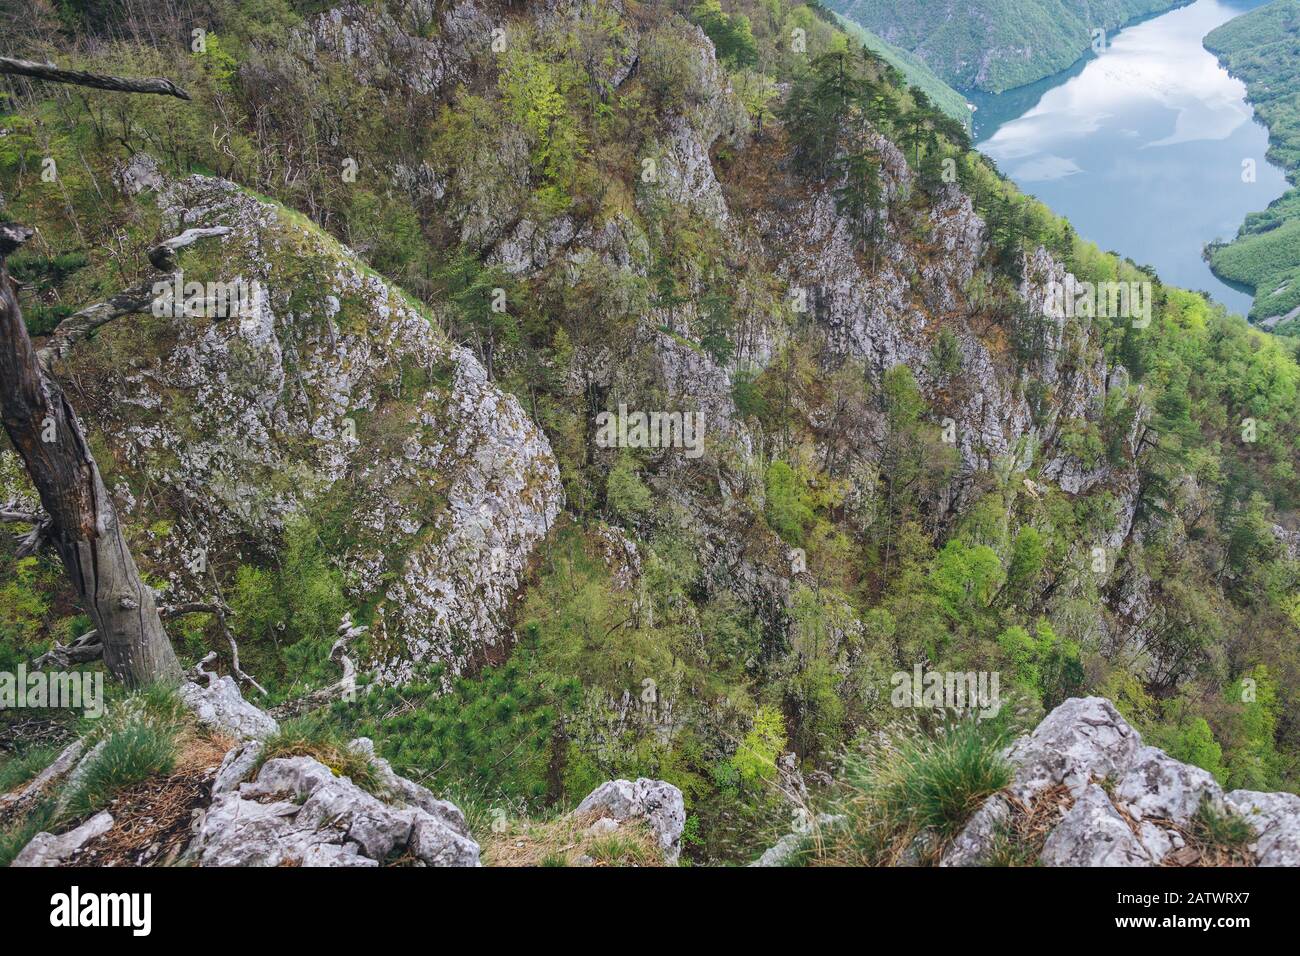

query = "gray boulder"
[211,740,264,795]
[941,696,1300,867]
[575,778,686,864]
[12,811,114,867]
[180,675,279,741]
[940,797,1011,867]
[347,738,468,835]
[1002,696,1141,803]
[113,152,164,195]
[1038,785,1153,867]
[1225,790,1300,866]
[1113,745,1224,827]
[188,755,479,867]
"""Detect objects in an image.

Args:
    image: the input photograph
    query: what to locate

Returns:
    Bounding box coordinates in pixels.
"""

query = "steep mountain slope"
[40,172,561,687]
[827,9,972,125]
[827,0,1186,91]
[2,0,1299,866]
[1205,0,1300,332]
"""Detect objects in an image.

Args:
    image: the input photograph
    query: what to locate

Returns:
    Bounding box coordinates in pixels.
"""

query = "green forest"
[1206,0,1300,332]
[0,0,1298,870]
[826,0,1186,92]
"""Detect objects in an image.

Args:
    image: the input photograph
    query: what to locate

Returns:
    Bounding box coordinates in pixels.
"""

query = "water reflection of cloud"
[981,3,1252,160]
[1146,87,1251,148]
[982,111,1109,164]
[1012,155,1083,182]
[971,1,1288,317]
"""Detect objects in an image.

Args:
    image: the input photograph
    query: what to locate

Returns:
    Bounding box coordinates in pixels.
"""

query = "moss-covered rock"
[60,172,562,685]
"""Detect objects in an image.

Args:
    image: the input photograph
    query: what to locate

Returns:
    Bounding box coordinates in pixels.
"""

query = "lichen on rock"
[62,171,563,686]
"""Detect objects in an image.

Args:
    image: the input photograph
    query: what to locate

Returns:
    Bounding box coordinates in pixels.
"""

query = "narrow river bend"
[971,0,1289,316]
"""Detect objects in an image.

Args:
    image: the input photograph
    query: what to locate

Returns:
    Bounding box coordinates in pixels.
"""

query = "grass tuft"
[804,719,1012,866]
[258,718,378,794]
[1167,799,1259,866]
[0,745,62,795]
[63,722,177,819]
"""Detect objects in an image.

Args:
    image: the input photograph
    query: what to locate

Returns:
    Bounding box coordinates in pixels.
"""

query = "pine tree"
[899,111,928,168]
[918,132,946,193]
[784,52,858,179]
[699,288,736,365]
[834,149,883,254]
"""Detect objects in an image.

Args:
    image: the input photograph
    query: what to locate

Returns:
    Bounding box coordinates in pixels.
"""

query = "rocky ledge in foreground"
[943,697,1300,867]
[187,739,481,867]
[9,679,686,868]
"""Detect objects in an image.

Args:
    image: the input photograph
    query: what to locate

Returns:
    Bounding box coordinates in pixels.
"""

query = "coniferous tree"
[918,132,947,194]
[784,52,857,179]
[699,288,736,365]
[834,149,884,255]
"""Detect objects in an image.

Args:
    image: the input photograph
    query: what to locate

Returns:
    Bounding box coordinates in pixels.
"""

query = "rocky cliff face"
[247,0,1138,671]
[58,172,562,685]
[755,156,1118,511]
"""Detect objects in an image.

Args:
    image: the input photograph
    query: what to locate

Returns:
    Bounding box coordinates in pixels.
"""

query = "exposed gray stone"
[1226,790,1300,867]
[180,675,279,741]
[409,813,482,867]
[750,813,846,867]
[575,778,685,864]
[939,697,1300,867]
[751,831,809,868]
[347,738,469,836]
[1113,745,1224,830]
[12,811,114,867]
[64,173,562,688]
[189,755,479,867]
[1138,819,1183,862]
[1038,785,1152,867]
[113,152,164,195]
[212,740,264,795]
[1002,696,1141,802]
[940,796,1010,867]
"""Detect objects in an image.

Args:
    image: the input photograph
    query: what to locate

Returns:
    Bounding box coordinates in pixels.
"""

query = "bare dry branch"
[3,483,51,558]
[37,277,167,367]
[191,650,220,688]
[272,613,368,718]
[147,227,231,271]
[0,502,41,523]
[0,739,86,816]
[0,56,190,100]
[160,599,268,696]
[32,629,104,669]
[38,227,232,367]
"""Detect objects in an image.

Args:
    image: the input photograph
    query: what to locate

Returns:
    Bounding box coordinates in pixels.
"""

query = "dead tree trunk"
[0,224,181,686]
[0,58,195,687]
[0,57,191,100]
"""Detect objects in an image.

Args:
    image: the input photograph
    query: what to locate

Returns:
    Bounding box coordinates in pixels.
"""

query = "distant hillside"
[1205,0,1300,332]
[828,10,972,127]
[826,0,1185,92]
